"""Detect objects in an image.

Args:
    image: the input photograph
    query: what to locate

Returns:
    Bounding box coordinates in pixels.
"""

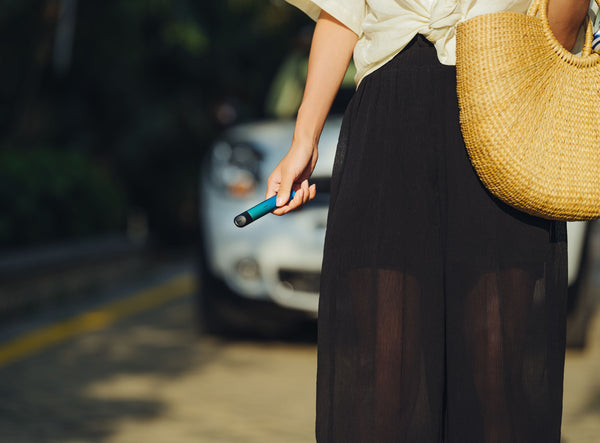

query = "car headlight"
[208,141,262,198]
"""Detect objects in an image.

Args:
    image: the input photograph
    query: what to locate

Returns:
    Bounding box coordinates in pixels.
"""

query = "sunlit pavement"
[0,261,598,443]
[0,262,317,443]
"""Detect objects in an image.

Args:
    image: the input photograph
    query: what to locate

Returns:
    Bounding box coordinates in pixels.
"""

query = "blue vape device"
[233,190,296,227]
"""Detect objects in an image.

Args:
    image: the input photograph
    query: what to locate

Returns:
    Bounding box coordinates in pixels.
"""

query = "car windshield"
[265,53,356,119]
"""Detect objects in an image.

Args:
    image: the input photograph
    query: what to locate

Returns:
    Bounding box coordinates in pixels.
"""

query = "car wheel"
[565,222,597,349]
[195,253,238,335]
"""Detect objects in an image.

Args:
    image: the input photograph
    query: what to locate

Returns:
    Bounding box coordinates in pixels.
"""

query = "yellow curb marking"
[0,272,195,369]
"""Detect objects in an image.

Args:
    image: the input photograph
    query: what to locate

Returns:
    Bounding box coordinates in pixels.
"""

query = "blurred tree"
[0,147,126,247]
[0,0,311,248]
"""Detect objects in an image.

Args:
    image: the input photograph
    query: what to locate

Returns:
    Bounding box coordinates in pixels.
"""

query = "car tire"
[565,221,597,349]
[195,253,238,336]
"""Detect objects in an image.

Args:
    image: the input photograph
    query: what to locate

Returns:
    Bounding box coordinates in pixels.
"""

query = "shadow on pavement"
[0,285,318,443]
[0,295,221,443]
[211,318,318,345]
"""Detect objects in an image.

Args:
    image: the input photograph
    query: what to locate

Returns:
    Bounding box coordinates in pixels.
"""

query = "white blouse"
[284,0,536,85]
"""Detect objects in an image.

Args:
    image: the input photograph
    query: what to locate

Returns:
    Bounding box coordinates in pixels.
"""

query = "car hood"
[225,116,343,180]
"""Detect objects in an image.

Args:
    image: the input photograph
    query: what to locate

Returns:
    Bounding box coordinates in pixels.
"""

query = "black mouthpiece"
[234,214,249,227]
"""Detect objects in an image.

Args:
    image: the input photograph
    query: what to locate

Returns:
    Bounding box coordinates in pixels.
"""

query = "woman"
[266,1,591,441]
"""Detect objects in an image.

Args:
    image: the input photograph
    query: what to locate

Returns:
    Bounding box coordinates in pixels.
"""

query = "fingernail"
[276,197,285,206]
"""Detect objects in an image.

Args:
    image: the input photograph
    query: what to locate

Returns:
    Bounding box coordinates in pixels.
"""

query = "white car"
[197,116,340,336]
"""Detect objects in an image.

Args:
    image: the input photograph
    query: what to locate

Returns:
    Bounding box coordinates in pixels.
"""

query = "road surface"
[0,261,598,442]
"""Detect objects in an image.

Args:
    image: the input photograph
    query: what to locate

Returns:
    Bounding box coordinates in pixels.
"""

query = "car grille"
[278,269,321,294]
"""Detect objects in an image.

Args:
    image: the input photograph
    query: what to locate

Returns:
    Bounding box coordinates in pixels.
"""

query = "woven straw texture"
[456,0,600,221]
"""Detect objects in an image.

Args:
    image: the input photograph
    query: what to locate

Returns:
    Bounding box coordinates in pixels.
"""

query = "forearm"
[547,0,591,50]
[293,11,358,148]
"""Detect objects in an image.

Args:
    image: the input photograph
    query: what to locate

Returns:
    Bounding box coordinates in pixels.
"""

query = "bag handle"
[528,0,600,58]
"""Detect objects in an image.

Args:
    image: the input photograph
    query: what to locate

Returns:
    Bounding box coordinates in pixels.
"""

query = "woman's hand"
[266,141,318,216]
[263,10,358,216]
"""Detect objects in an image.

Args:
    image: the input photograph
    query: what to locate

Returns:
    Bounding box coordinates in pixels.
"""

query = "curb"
[0,235,152,320]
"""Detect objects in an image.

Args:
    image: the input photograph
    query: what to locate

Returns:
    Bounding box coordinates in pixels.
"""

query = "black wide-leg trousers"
[316,35,568,443]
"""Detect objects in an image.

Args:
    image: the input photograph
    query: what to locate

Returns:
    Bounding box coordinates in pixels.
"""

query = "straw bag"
[456,0,600,221]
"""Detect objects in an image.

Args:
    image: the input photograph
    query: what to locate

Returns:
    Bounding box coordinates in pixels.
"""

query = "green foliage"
[0,0,312,246]
[163,21,209,55]
[0,147,126,248]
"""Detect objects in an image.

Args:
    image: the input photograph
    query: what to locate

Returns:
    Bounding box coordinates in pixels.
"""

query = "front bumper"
[200,183,327,315]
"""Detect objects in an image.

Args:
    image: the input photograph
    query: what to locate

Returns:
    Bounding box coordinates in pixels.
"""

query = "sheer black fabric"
[316,35,568,443]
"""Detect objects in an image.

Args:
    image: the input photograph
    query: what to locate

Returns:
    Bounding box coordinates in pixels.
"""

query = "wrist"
[291,132,319,153]
[294,105,325,147]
